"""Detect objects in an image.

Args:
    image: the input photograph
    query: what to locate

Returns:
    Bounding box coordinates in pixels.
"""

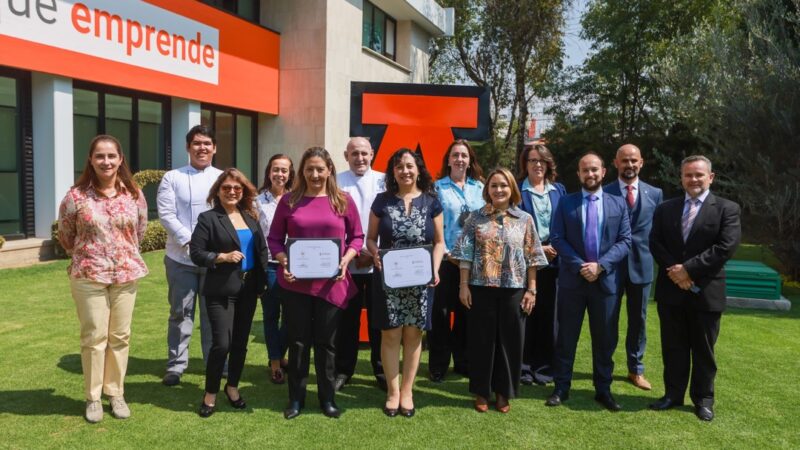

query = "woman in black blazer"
[190,168,269,418]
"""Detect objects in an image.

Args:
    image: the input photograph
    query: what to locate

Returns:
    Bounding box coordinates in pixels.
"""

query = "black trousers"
[467,286,526,399]
[657,301,721,408]
[335,273,383,378]
[521,267,558,380]
[428,262,469,375]
[283,289,342,405]
[204,277,259,394]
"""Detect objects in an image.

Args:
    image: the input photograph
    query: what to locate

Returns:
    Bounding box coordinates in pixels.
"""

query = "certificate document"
[286,238,342,279]
[380,245,434,289]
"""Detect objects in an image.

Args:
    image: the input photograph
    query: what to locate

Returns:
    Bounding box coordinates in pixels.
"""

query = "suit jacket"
[519,181,567,269]
[551,190,632,294]
[190,204,270,297]
[649,192,741,312]
[604,180,663,284]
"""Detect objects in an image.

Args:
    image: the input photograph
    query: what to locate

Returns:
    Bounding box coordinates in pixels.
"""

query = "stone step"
[0,238,56,269]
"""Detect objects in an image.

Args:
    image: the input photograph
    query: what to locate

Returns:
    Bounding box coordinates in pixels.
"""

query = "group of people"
[58,125,740,425]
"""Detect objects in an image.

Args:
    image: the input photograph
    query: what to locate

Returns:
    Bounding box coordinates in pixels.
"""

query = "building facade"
[0,0,452,253]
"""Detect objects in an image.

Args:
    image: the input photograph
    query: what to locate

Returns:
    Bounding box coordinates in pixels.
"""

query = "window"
[73,83,169,218]
[201,105,257,182]
[199,0,260,24]
[0,75,21,237]
[362,1,397,60]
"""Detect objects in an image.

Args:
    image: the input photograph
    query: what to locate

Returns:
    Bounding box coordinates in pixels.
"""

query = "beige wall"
[257,0,436,184]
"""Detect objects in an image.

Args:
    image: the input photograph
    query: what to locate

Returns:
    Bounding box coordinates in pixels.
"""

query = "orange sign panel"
[0,0,279,114]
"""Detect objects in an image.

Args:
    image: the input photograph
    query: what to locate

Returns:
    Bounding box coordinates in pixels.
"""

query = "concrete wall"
[259,0,329,181]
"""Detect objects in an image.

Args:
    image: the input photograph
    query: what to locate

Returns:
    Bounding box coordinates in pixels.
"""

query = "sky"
[563,0,591,67]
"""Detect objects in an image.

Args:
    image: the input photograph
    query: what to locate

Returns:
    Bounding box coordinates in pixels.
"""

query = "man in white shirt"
[157,125,223,386]
[334,137,386,391]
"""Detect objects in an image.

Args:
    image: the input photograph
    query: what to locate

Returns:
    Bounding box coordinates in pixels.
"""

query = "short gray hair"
[681,155,712,172]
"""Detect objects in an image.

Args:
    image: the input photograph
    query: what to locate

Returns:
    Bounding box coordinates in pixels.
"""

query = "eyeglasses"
[220,185,243,193]
[527,159,546,165]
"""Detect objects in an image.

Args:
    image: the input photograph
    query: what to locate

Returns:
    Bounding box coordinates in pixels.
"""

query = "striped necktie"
[682,199,700,242]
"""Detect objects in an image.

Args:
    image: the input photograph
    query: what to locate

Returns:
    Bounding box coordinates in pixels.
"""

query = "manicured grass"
[0,249,798,449]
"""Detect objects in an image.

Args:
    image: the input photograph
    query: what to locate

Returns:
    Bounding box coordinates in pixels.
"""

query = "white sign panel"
[0,0,220,84]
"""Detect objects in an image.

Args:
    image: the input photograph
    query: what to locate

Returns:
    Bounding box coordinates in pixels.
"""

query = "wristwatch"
[526,288,537,296]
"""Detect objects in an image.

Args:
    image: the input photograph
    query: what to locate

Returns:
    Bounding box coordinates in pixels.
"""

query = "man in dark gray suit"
[604,144,662,390]
[648,155,741,421]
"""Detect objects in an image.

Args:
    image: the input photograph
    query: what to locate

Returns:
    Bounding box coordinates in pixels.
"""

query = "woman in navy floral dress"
[366,148,445,418]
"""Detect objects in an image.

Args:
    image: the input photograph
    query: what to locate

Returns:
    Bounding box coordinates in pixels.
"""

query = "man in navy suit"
[546,152,631,411]
[604,144,662,391]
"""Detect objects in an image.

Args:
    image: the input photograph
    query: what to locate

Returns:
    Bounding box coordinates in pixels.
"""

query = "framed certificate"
[286,238,342,279]
[379,245,434,289]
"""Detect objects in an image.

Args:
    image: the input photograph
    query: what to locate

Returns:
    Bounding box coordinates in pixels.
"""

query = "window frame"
[200,103,259,183]
[363,1,397,61]
[0,66,32,240]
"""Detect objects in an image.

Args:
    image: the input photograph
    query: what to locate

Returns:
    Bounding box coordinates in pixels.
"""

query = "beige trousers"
[70,278,138,401]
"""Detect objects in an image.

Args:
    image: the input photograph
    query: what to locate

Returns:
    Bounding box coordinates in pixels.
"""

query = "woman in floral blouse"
[451,168,548,414]
[58,135,148,423]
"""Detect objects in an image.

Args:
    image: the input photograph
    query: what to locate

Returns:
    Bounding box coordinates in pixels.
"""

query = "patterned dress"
[371,192,443,330]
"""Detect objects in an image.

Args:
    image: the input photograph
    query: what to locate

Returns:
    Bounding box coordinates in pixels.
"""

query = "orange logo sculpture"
[351,83,490,176]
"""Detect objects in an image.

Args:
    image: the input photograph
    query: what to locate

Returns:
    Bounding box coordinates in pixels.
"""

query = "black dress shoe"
[162,372,181,387]
[333,374,349,392]
[321,401,341,418]
[649,396,683,411]
[198,401,215,418]
[594,392,622,412]
[224,384,246,409]
[429,372,444,383]
[545,390,568,407]
[520,373,534,386]
[695,405,714,421]
[375,374,388,392]
[283,401,302,420]
[382,406,399,417]
[400,406,415,418]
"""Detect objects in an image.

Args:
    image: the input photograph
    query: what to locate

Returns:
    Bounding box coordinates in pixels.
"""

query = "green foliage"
[51,220,67,259]
[0,235,5,249]
[140,220,167,253]
[133,169,167,189]
[431,0,568,171]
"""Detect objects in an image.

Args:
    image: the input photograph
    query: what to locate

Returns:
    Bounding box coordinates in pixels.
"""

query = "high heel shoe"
[198,399,215,418]
[399,405,415,418]
[224,384,246,409]
[495,394,510,414]
[474,396,489,413]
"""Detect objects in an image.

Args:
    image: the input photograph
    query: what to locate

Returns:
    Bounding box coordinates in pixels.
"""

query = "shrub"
[0,235,5,250]
[51,221,68,259]
[141,220,167,253]
[133,169,167,188]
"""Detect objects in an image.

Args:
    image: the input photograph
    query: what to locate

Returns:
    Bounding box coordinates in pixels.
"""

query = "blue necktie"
[584,194,599,262]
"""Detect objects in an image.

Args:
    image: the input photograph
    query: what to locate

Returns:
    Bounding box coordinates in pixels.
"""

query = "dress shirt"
[157,164,223,266]
[450,205,548,288]
[619,179,639,205]
[435,176,485,252]
[58,187,149,284]
[683,189,711,218]
[581,188,605,259]
[521,178,556,242]
[337,169,386,274]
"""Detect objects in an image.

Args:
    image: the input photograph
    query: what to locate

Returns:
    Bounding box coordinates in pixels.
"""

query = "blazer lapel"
[217,207,241,248]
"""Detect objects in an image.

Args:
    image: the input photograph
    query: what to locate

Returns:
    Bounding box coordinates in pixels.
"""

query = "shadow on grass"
[0,389,84,416]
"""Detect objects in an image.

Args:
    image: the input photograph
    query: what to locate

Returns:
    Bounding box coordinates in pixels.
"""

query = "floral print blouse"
[58,186,149,284]
[451,205,548,288]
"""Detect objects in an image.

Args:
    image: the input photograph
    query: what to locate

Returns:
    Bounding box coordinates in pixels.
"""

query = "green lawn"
[1,249,798,449]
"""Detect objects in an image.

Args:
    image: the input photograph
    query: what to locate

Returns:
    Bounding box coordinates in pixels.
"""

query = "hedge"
[0,235,5,250]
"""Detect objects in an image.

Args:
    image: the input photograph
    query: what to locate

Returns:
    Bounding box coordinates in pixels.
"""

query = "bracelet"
[526,288,537,295]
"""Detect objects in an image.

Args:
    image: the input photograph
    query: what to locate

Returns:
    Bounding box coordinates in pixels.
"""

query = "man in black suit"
[648,155,741,422]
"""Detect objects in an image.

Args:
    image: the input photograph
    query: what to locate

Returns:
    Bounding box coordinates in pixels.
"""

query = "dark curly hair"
[384,148,435,196]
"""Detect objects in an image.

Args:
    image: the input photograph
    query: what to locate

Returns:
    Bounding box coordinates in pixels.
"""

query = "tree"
[430,0,568,169]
